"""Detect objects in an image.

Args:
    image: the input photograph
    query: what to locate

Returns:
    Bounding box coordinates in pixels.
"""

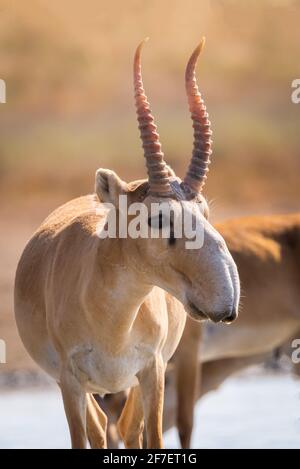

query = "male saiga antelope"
[14,39,240,449]
[102,213,300,448]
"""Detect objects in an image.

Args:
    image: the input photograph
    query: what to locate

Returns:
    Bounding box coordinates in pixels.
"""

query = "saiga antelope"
[102,213,300,448]
[14,39,240,449]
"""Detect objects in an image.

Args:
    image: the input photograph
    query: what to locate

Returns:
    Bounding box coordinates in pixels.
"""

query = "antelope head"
[96,38,240,324]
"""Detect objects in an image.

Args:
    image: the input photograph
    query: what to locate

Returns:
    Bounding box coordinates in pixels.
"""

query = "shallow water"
[0,374,299,448]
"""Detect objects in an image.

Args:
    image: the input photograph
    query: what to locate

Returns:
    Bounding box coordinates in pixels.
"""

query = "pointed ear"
[95,169,128,206]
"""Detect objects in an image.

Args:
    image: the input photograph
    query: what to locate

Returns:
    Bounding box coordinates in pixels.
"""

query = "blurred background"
[0,0,300,448]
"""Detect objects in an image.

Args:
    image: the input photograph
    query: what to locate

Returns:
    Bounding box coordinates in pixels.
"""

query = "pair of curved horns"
[134,37,212,196]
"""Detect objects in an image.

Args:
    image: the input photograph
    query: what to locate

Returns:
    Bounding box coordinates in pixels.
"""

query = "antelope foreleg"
[60,368,88,449]
[137,356,165,449]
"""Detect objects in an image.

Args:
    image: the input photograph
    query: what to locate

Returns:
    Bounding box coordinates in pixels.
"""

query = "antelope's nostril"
[222,308,238,324]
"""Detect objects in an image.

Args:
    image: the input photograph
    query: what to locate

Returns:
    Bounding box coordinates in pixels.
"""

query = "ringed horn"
[184,37,213,193]
[134,38,173,196]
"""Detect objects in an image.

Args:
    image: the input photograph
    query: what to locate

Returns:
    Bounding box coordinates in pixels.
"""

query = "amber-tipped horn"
[184,38,212,193]
[134,39,172,196]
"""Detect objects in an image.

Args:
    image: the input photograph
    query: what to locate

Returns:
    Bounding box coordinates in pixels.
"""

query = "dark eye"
[148,213,175,245]
[168,231,176,246]
[148,213,163,229]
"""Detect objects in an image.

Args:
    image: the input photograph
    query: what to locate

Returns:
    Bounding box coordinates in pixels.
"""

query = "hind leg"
[175,318,202,448]
[86,394,108,449]
[117,386,144,448]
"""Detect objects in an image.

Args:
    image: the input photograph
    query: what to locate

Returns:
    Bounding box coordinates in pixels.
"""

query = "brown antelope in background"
[174,213,300,447]
[102,213,300,448]
[14,39,240,448]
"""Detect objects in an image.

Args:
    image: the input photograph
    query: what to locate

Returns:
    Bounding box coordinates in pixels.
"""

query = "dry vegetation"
[0,0,299,376]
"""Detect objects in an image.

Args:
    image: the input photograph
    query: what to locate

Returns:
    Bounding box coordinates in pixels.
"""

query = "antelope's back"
[14,194,101,343]
[216,212,300,277]
[216,213,300,320]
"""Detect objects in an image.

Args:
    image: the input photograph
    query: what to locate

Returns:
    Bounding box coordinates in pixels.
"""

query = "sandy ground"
[0,372,299,449]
